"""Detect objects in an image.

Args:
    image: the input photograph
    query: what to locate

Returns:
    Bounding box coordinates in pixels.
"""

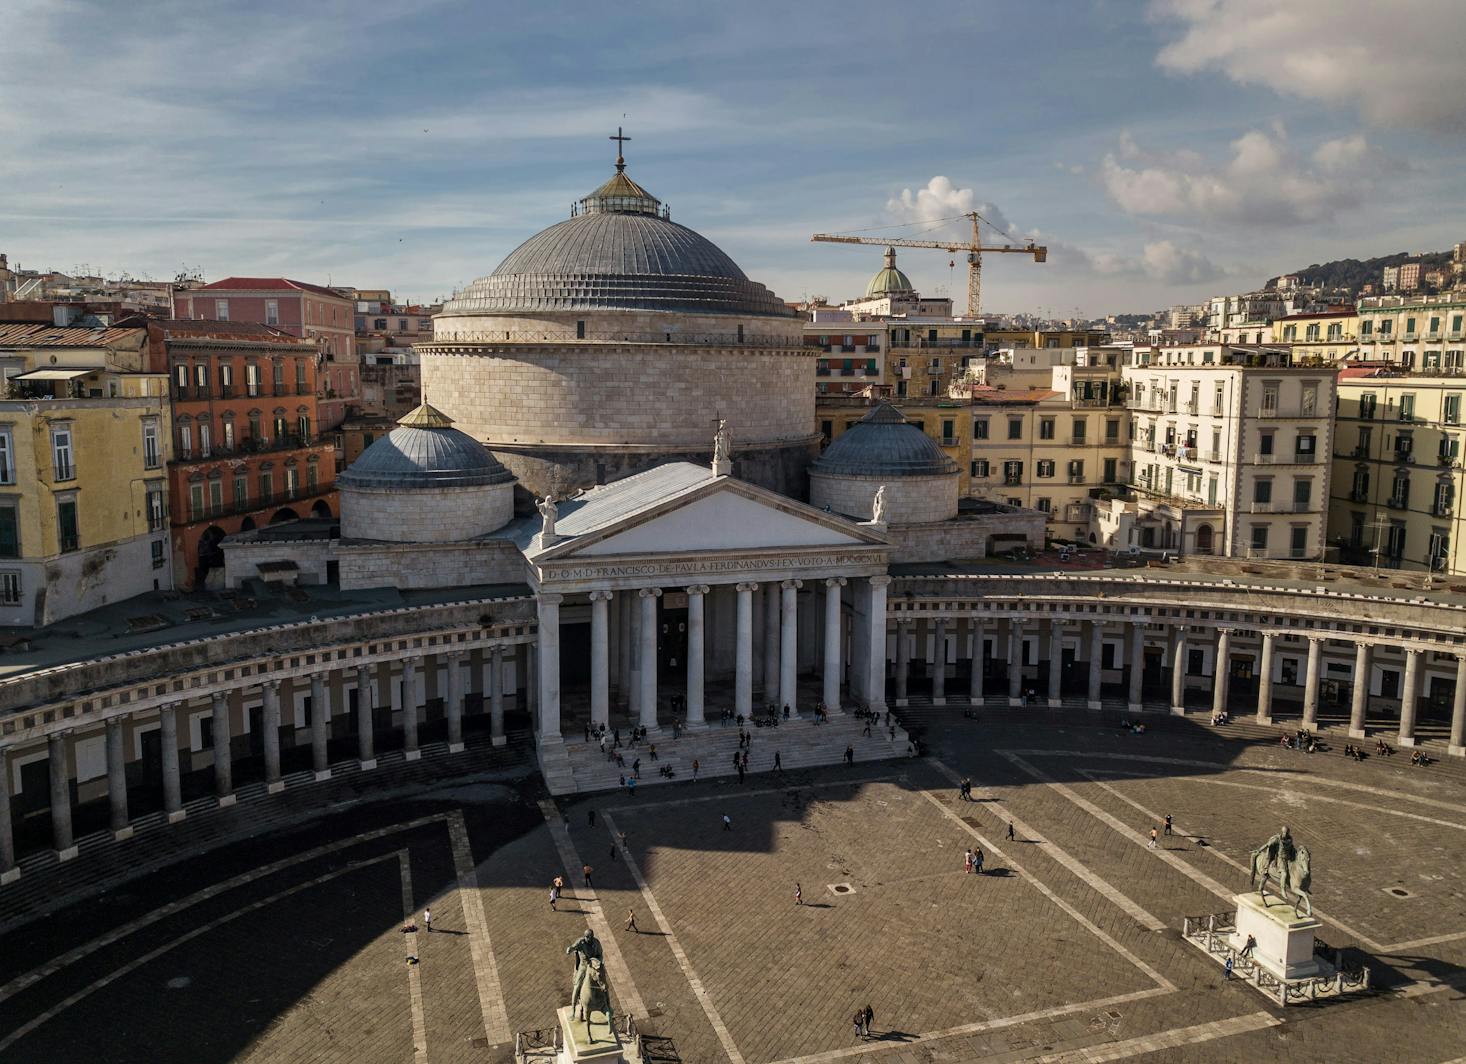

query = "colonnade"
[0,647,524,882]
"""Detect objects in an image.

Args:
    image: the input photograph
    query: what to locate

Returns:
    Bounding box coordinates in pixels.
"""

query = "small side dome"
[338,402,514,491]
[865,247,914,298]
[812,402,958,478]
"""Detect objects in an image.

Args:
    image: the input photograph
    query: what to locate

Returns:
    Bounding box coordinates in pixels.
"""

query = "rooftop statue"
[872,484,888,525]
[536,494,558,538]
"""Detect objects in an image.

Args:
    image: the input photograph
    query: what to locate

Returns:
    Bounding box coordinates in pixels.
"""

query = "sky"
[1,0,1464,317]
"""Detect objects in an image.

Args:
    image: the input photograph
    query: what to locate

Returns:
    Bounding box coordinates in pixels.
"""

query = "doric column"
[589,590,613,730]
[1008,619,1024,706]
[1170,627,1187,716]
[261,681,283,793]
[0,748,14,884]
[355,664,377,769]
[895,619,911,704]
[446,651,466,753]
[762,583,780,701]
[780,579,801,715]
[159,703,184,824]
[48,731,75,860]
[735,582,756,718]
[1449,655,1466,757]
[537,593,564,743]
[1212,629,1232,720]
[1302,637,1323,729]
[105,716,131,839]
[1398,648,1421,747]
[211,693,233,806]
[617,591,633,709]
[1047,620,1063,707]
[969,619,984,703]
[1348,643,1371,739]
[311,673,331,778]
[931,618,947,705]
[1087,622,1104,711]
[489,647,506,746]
[1256,632,1276,723]
[638,588,661,730]
[823,578,845,711]
[865,575,891,711]
[1127,621,1144,713]
[400,660,420,761]
[685,585,709,726]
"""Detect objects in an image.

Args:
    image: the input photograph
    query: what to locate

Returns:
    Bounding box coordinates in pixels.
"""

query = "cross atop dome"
[610,126,631,173]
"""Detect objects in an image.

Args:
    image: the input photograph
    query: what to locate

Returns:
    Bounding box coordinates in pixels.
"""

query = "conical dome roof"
[812,402,958,478]
[338,402,515,490]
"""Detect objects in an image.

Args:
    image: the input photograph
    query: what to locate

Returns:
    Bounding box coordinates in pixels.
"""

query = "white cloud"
[1152,0,1466,134]
[1098,128,1380,226]
[1139,240,1223,284]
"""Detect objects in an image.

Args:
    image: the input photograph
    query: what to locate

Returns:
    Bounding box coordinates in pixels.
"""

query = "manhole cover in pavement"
[829,882,855,895]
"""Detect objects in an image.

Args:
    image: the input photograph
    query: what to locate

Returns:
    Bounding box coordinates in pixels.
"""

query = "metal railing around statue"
[514,1015,647,1063]
[1181,912,1372,1006]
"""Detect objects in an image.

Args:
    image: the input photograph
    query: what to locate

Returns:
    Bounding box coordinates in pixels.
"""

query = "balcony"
[1387,495,1409,510]
[941,437,959,447]
[1067,474,1085,484]
[1208,450,1223,463]
[1394,449,1415,464]
[1349,489,1370,502]
[1432,504,1454,517]
[1070,436,1089,447]
[1003,476,1023,487]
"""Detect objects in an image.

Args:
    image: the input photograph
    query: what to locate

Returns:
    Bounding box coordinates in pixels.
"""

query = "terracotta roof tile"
[193,277,349,300]
[0,322,146,348]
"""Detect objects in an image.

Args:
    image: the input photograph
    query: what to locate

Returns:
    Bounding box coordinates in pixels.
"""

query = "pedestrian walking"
[632,757,641,778]
[692,758,700,780]
[794,882,802,905]
[1164,813,1173,836]
[1148,826,1158,849]
[722,814,732,831]
[845,744,855,766]
[423,907,432,933]
[974,847,984,875]
[588,808,597,827]
[862,718,872,737]
[964,848,973,874]
[583,863,594,888]
[737,764,745,784]
[863,1004,874,1038]
[853,1009,865,1038]
[1224,956,1234,979]
[774,750,782,771]
[550,884,559,910]
[627,776,637,796]
[650,744,658,761]
[1006,822,1015,842]
[626,908,639,933]
[610,843,618,861]
[1240,934,1256,958]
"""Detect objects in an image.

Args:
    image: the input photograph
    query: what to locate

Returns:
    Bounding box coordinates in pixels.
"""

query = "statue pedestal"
[556,1006,630,1063]
[1230,892,1322,981]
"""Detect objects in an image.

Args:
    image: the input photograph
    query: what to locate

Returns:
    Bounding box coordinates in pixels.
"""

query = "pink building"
[174,277,360,432]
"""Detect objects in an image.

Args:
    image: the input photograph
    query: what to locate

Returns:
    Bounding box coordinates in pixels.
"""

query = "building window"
[142,421,160,468]
[1068,459,1084,481]
[1259,431,1274,456]
[1036,497,1052,513]
[246,363,260,397]
[233,476,248,509]
[1003,460,1023,485]
[178,423,192,459]
[219,362,234,396]
[209,477,224,516]
[215,299,229,321]
[1037,459,1055,478]
[1254,479,1272,504]
[51,425,75,481]
[295,360,307,393]
[0,430,12,484]
[1293,478,1312,510]
[0,570,18,605]
[264,299,279,326]
[1400,394,1416,421]
[1262,383,1279,415]
[1391,472,1410,506]
[1290,526,1308,558]
[1445,394,1461,425]
[57,498,79,553]
[307,462,319,492]
[190,484,205,521]
[195,362,210,398]
[222,418,236,451]
[198,421,212,458]
[272,361,285,394]
[248,412,262,440]
[151,539,165,569]
[1435,481,1454,516]
[146,487,165,531]
[973,419,989,440]
[1295,433,1316,458]
[0,501,18,558]
[1071,418,1086,443]
[1039,418,1055,440]
[1250,525,1269,552]
[1103,457,1117,483]
[1105,418,1119,442]
[1007,417,1023,440]
[260,471,273,503]
[173,363,189,399]
[972,459,990,478]
[576,319,586,339]
[297,415,311,441]
[285,466,299,495]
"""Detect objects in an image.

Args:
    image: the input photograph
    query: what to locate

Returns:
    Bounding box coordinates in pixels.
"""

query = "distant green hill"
[1266,250,1451,294]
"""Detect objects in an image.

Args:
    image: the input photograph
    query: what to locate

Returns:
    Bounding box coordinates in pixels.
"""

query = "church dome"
[864,247,914,298]
[812,402,957,478]
[338,403,514,491]
[440,161,795,319]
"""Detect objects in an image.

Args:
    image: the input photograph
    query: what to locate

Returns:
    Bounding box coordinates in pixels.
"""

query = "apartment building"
[0,323,171,625]
[1330,367,1465,574]
[1272,309,1359,364]
[1356,293,1466,370]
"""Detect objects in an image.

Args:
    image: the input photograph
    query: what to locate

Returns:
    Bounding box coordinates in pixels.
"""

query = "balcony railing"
[1387,495,1409,509]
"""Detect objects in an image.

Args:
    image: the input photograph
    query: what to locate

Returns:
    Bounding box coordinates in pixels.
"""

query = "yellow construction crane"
[811,210,1046,318]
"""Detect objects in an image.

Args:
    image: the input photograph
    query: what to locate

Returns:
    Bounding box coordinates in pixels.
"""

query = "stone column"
[865,575,891,712]
[617,592,633,709]
[1046,620,1063,707]
[489,647,506,746]
[1087,622,1104,711]
[211,693,233,805]
[735,582,756,718]
[355,665,377,769]
[262,681,283,793]
[638,588,661,730]
[1300,637,1323,729]
[1212,630,1232,720]
[895,620,911,705]
[1256,632,1276,724]
[1449,655,1466,757]
[780,579,801,715]
[1008,619,1024,706]
[399,661,420,761]
[686,585,709,727]
[823,578,845,712]
[931,618,947,705]
[310,673,331,777]
[1127,621,1144,713]
[762,584,780,702]
[590,591,613,730]
[105,716,131,839]
[1170,627,1187,716]
[446,652,466,753]
[48,731,74,860]
[969,619,984,703]
[159,703,184,823]
[1348,643,1371,739]
[0,749,14,884]
[1398,648,1421,747]
[537,594,564,743]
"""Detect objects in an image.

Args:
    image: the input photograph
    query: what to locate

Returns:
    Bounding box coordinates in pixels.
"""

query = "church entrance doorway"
[657,592,688,679]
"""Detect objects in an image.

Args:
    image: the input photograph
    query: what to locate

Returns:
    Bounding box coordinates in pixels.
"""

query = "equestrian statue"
[1248,824,1313,917]
[565,928,614,1042]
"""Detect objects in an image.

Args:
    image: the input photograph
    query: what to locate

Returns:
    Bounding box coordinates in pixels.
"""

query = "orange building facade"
[153,321,338,588]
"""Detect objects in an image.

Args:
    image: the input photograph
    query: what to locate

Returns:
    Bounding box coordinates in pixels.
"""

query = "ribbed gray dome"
[440,167,795,319]
[812,402,958,477]
[339,405,514,490]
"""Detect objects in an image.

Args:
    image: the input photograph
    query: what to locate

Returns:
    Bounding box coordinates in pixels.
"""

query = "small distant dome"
[865,247,914,298]
[338,402,514,491]
[812,402,957,478]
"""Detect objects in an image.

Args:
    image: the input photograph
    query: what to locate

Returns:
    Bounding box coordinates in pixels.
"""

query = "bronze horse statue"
[566,929,614,1041]
[1249,825,1313,917]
